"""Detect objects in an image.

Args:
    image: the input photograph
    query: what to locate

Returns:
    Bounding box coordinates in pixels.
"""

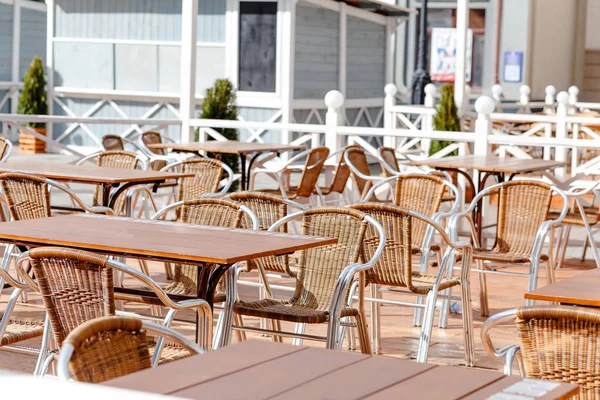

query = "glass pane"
[239,2,278,93]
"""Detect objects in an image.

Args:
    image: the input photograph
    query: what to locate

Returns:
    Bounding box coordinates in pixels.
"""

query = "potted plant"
[197,79,240,191]
[17,56,48,154]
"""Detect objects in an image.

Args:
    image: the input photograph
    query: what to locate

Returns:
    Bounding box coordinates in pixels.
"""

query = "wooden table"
[105,340,578,400]
[148,141,307,190]
[0,214,336,308]
[525,268,600,306]
[0,161,193,211]
[409,155,568,240]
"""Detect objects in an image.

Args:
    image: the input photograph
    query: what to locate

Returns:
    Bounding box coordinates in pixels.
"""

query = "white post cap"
[384,83,398,97]
[556,91,569,105]
[475,96,496,115]
[325,90,345,109]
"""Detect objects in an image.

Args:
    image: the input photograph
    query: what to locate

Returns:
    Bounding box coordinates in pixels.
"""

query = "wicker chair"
[313,148,353,206]
[17,247,212,375]
[0,173,113,298]
[482,305,600,399]
[147,198,258,298]
[448,181,568,317]
[76,150,150,216]
[348,204,474,365]
[138,131,177,171]
[343,146,389,202]
[249,147,330,205]
[0,136,13,162]
[217,207,386,353]
[57,316,203,383]
[160,157,234,203]
[101,135,125,151]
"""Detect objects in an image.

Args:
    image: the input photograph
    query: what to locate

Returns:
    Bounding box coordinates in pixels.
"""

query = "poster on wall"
[503,51,523,83]
[430,28,473,82]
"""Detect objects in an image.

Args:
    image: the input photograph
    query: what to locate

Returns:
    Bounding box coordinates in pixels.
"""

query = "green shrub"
[17,57,48,129]
[430,83,460,156]
[197,79,239,191]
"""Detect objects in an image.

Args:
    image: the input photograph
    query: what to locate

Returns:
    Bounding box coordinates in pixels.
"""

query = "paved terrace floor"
[0,152,595,374]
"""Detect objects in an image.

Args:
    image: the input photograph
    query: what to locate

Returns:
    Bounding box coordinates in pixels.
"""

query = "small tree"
[18,57,48,129]
[198,79,239,191]
[430,83,460,156]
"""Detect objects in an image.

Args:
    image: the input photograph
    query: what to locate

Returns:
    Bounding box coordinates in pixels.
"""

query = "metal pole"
[411,0,431,105]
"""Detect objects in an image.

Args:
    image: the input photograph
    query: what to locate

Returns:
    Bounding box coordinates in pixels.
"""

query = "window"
[239,2,278,93]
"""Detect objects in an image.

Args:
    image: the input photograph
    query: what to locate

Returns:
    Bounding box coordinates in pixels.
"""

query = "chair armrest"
[47,178,115,215]
[15,252,39,293]
[480,308,518,359]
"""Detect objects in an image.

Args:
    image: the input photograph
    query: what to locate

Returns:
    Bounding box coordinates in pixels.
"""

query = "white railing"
[2,86,600,187]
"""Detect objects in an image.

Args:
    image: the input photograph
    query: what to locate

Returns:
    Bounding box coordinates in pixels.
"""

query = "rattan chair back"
[395,174,446,249]
[229,192,291,275]
[93,151,140,212]
[378,147,400,177]
[101,135,125,151]
[327,154,352,195]
[141,131,168,171]
[350,203,415,288]
[495,181,552,255]
[176,158,224,202]
[28,247,115,346]
[0,173,51,220]
[169,199,245,296]
[294,147,330,198]
[291,208,368,311]
[344,146,372,196]
[515,305,600,399]
[63,317,151,383]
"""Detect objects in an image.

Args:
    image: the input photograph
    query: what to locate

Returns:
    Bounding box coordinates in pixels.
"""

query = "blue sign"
[503,51,523,83]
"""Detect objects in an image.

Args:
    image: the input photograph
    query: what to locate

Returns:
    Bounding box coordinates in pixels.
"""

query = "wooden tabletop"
[409,155,568,174]
[148,140,307,155]
[105,340,578,400]
[0,161,193,184]
[0,214,336,264]
[525,268,600,307]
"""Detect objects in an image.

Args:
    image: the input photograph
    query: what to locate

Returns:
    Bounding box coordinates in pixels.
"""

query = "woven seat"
[349,203,474,365]
[482,306,600,400]
[0,314,44,346]
[548,210,599,226]
[234,299,359,324]
[224,207,382,354]
[57,316,203,383]
[472,248,549,263]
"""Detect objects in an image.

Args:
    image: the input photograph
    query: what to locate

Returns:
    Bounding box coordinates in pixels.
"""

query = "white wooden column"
[454,0,469,114]
[11,0,21,115]
[385,17,395,87]
[280,0,296,149]
[46,0,55,139]
[338,2,348,102]
[180,0,199,143]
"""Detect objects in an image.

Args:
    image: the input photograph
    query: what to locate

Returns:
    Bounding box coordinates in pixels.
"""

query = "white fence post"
[519,85,531,110]
[325,90,344,165]
[422,83,436,155]
[179,0,199,143]
[491,84,503,111]
[474,96,494,156]
[545,85,556,113]
[555,91,569,180]
[384,83,398,148]
[568,86,580,114]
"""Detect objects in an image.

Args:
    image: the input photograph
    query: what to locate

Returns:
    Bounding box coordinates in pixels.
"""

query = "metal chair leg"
[292,323,305,346]
[370,284,382,354]
[0,244,14,299]
[460,281,475,367]
[416,290,437,363]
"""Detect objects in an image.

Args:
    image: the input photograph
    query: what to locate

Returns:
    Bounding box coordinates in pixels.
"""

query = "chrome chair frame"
[480,308,523,376]
[0,138,12,163]
[216,211,387,351]
[57,318,205,381]
[343,148,388,202]
[447,182,568,315]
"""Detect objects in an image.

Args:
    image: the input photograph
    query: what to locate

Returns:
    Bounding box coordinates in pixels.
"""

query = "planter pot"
[19,127,46,154]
